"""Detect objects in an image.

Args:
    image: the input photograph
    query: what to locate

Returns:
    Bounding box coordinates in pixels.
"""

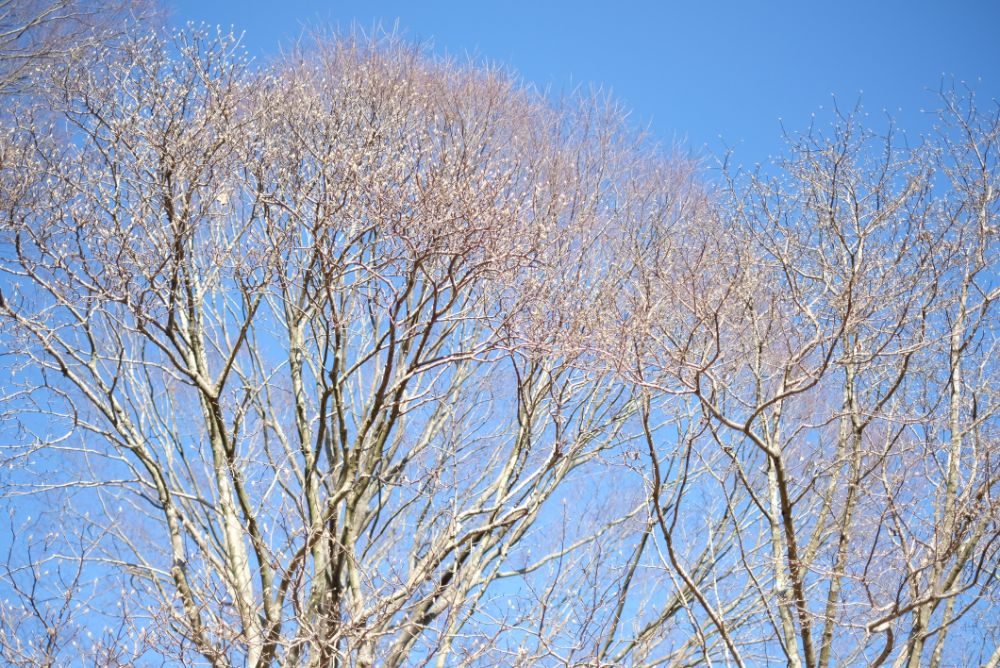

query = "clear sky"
[166,1,1000,166]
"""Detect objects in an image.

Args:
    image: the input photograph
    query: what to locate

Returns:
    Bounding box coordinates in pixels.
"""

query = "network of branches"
[0,3,998,667]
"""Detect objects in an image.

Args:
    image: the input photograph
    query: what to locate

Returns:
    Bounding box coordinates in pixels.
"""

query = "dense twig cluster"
[0,10,997,668]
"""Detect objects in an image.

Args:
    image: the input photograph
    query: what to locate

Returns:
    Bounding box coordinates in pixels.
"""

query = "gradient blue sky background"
[167,1,1000,167]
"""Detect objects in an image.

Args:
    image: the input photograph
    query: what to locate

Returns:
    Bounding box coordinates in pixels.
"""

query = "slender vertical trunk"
[768,455,803,668]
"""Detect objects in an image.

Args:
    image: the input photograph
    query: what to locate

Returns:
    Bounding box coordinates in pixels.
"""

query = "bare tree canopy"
[0,0,157,96]
[0,16,998,668]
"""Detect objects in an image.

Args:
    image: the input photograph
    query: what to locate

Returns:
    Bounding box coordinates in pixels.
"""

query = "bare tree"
[0,26,715,667]
[621,91,1000,666]
[1,16,997,668]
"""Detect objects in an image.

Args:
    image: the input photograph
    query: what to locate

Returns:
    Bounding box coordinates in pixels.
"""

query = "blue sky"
[167,1,1000,166]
